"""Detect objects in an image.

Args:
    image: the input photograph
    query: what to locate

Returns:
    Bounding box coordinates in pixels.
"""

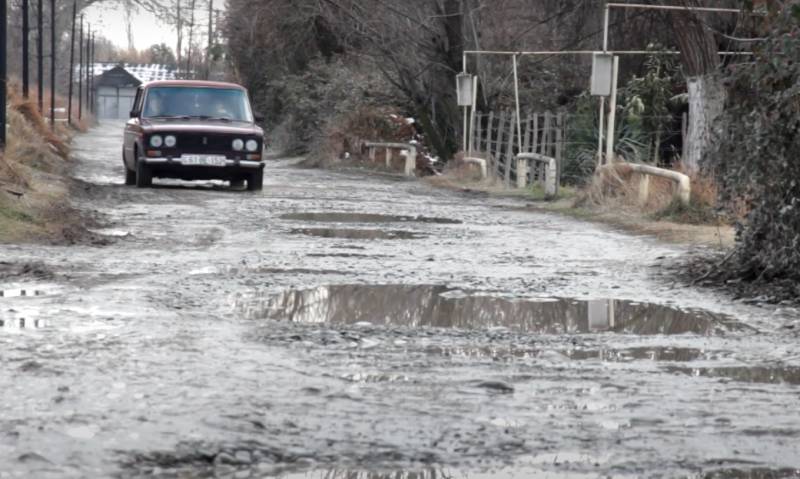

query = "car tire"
[125,167,136,185]
[230,178,245,189]
[247,171,263,191]
[136,160,153,188]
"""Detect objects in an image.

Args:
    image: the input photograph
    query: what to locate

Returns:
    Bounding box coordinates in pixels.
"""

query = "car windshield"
[142,86,253,122]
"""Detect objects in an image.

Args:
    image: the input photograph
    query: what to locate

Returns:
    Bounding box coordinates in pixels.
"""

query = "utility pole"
[84,25,90,117]
[68,0,76,126]
[176,0,182,76]
[22,0,29,99]
[78,15,82,120]
[206,0,212,80]
[89,32,94,115]
[1,0,6,147]
[49,0,55,129]
[37,0,43,113]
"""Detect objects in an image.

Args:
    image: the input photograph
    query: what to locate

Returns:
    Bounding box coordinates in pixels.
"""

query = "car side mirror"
[254,112,265,123]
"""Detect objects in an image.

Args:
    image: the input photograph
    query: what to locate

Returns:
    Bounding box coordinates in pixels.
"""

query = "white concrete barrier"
[516,152,558,197]
[462,157,488,179]
[625,163,691,206]
[364,142,417,177]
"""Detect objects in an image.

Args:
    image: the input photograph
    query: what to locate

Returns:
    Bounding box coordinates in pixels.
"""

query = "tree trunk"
[684,74,725,173]
[663,0,726,174]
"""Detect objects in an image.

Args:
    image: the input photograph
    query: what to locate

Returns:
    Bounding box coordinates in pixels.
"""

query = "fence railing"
[470,111,565,190]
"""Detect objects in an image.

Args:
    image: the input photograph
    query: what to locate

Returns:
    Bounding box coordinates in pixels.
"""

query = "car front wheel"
[247,171,263,191]
[125,167,136,185]
[136,160,153,188]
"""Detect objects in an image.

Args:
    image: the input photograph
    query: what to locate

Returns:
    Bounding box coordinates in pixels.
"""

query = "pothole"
[281,212,461,224]
[237,284,749,336]
[290,228,425,240]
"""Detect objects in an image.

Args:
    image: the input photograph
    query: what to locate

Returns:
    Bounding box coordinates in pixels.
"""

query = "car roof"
[143,80,246,90]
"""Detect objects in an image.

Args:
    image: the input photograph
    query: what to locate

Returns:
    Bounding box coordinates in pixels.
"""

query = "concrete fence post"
[516,152,559,198]
[369,147,376,162]
[385,148,392,168]
[516,158,528,188]
[626,163,691,206]
[638,174,650,205]
[405,147,417,177]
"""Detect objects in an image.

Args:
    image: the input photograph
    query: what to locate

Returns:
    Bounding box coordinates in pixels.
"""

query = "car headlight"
[232,139,244,151]
[164,135,177,148]
[149,135,163,148]
[246,139,259,152]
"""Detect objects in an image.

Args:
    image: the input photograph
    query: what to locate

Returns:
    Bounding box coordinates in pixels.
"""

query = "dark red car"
[123,80,266,190]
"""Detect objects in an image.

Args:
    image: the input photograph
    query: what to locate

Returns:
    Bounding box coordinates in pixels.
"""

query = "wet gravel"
[1,122,799,478]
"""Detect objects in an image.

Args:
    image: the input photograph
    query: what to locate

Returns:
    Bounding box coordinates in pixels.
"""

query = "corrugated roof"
[90,63,177,83]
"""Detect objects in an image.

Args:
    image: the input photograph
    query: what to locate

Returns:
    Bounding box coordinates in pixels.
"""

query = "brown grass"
[0,82,90,243]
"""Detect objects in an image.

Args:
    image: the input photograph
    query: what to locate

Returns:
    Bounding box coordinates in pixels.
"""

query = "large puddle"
[238,284,748,336]
[291,228,425,240]
[281,212,462,224]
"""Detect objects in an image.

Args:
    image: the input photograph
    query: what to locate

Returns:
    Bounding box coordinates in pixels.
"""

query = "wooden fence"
[470,111,565,188]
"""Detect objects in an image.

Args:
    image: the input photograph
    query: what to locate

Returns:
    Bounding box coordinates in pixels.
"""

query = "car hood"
[140,118,263,136]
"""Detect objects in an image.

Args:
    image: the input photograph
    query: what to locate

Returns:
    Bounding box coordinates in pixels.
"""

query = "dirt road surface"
[1,123,799,478]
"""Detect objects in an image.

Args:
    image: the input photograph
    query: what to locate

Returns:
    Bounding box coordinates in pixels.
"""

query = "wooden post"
[49,0,55,129]
[484,111,494,156]
[77,15,82,120]
[473,113,482,153]
[22,0,29,99]
[531,113,539,181]
[540,112,551,185]
[37,0,43,113]
[504,112,516,186]
[554,113,563,196]
[67,0,76,125]
[0,0,5,146]
[492,111,506,179]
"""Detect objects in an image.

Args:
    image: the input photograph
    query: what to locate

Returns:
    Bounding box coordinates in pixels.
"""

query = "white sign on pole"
[591,53,614,97]
[456,73,474,107]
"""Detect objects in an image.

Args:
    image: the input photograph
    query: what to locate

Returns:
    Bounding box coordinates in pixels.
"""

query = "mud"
[1,122,799,478]
[280,212,462,224]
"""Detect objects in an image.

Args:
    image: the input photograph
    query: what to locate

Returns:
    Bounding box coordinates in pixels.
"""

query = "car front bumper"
[142,157,264,169]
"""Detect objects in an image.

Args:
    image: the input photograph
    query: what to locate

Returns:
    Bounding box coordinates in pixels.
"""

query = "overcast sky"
[85,2,214,52]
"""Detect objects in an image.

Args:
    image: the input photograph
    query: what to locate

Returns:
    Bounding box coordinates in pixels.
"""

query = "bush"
[708,7,800,281]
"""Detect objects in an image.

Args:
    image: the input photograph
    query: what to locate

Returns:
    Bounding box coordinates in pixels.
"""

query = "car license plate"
[180,155,227,167]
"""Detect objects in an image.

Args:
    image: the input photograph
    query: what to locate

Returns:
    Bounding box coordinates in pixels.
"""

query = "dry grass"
[0,83,89,243]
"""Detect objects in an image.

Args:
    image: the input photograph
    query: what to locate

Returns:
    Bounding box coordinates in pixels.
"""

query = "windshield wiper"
[190,115,233,122]
[149,115,191,120]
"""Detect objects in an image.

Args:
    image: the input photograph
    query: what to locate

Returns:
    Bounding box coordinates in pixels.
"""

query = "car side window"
[132,88,144,116]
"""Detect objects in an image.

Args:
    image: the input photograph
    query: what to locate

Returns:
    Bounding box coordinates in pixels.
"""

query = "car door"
[123,87,144,170]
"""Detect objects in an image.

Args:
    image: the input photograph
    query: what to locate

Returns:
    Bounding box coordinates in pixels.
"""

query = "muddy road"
[1,122,799,478]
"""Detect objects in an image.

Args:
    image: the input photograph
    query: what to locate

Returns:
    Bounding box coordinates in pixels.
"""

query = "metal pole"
[468,75,477,156]
[77,15,82,120]
[605,56,619,164]
[512,54,522,151]
[0,0,6,147]
[462,52,467,153]
[598,2,609,166]
[67,0,76,126]
[37,0,43,112]
[49,0,55,129]
[206,0,213,79]
[88,32,93,115]
[22,0,29,99]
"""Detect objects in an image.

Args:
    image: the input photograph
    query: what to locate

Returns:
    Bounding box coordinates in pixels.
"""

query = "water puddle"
[281,212,462,224]
[291,229,425,240]
[667,365,800,385]
[238,284,748,336]
[0,317,51,330]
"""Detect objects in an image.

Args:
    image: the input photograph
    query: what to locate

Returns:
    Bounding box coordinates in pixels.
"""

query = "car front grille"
[175,134,236,151]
